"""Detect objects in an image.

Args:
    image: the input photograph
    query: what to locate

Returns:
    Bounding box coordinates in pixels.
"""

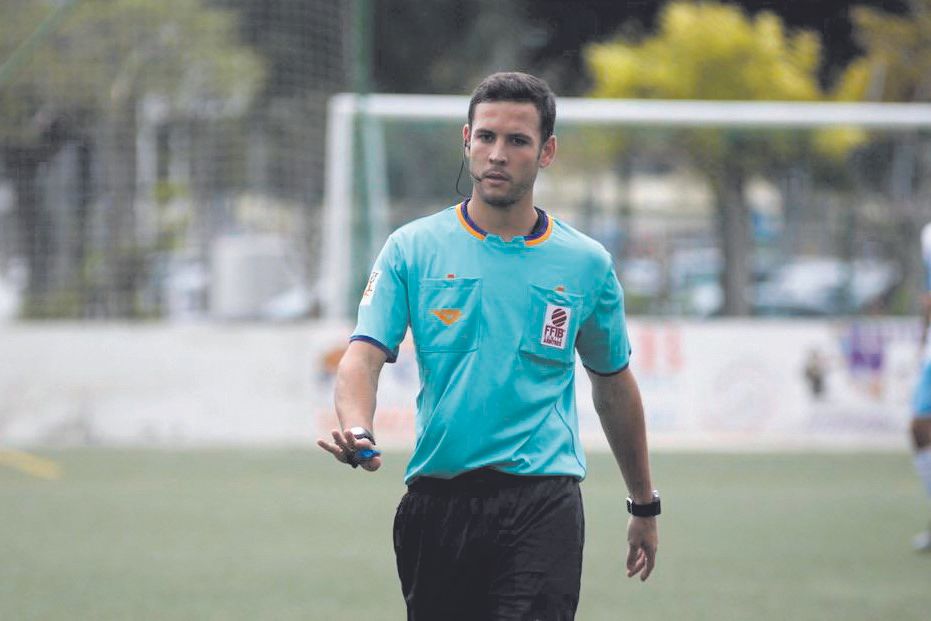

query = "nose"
[488,138,506,164]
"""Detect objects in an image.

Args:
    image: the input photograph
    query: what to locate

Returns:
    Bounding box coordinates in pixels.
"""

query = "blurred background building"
[1,0,930,322]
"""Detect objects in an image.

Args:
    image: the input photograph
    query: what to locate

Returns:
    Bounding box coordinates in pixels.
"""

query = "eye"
[510,136,530,146]
[478,133,494,143]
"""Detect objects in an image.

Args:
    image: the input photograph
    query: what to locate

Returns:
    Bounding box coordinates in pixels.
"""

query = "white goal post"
[322,95,931,319]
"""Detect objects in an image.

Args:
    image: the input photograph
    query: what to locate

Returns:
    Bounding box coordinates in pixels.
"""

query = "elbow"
[336,348,381,390]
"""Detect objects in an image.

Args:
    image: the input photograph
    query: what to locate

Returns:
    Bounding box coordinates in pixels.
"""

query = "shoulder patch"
[360,270,381,306]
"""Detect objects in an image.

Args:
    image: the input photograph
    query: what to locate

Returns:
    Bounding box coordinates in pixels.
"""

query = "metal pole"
[350,0,375,316]
[321,95,356,320]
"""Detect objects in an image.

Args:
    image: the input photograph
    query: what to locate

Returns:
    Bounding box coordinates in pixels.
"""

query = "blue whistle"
[356,448,381,461]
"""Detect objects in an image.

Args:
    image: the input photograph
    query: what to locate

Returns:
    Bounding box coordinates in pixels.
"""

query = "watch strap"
[626,491,661,517]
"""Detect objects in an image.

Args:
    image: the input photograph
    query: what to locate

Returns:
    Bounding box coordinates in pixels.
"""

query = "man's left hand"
[626,516,658,581]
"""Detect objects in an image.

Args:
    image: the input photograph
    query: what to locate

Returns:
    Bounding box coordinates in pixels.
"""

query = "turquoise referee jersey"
[352,201,631,483]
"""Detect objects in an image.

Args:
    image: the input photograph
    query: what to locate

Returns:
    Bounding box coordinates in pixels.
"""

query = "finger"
[331,430,351,453]
[626,548,646,578]
[316,439,347,461]
[640,546,656,581]
[342,429,359,451]
[343,430,375,453]
[345,432,375,453]
[626,543,641,574]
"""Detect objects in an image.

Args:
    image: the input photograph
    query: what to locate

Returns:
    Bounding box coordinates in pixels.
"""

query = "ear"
[462,124,471,151]
[538,135,557,169]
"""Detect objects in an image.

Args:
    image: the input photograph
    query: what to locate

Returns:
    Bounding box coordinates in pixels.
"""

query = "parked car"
[753,257,900,316]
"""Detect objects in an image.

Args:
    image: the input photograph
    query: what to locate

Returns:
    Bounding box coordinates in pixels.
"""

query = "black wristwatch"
[345,426,376,468]
[626,490,661,517]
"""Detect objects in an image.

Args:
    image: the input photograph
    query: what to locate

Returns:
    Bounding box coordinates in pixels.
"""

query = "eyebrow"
[474,128,534,141]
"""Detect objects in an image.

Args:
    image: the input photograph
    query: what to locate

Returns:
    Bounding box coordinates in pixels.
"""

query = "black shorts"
[393,468,584,621]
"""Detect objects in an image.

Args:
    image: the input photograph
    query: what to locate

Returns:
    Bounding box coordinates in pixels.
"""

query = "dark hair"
[467,72,556,143]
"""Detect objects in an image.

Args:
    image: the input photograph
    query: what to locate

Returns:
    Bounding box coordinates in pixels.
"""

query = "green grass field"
[1,449,929,620]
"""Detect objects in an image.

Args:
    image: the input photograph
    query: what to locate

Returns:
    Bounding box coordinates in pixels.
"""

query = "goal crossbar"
[322,94,931,319]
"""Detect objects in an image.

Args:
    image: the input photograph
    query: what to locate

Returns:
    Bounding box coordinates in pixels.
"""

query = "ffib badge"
[541,304,570,349]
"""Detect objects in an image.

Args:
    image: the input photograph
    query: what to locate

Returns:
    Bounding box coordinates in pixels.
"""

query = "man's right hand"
[317,429,382,472]
[626,515,658,581]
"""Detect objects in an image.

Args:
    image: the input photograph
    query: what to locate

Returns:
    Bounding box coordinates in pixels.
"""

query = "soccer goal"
[322,95,931,319]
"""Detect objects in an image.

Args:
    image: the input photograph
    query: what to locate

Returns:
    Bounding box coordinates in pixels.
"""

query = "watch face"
[349,426,374,442]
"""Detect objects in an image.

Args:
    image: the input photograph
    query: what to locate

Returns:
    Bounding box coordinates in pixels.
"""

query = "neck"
[467,193,537,242]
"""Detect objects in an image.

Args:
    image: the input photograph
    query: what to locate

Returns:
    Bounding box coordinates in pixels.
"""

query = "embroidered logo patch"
[360,270,381,306]
[430,309,463,326]
[541,304,570,349]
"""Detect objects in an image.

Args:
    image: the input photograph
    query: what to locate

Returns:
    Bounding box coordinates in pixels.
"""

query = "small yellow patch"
[430,309,463,326]
[0,449,61,480]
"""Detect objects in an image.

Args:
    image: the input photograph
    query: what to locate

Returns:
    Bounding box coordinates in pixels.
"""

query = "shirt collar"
[457,199,552,245]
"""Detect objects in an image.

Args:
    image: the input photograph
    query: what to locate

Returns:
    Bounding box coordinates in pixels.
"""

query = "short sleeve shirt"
[352,201,631,483]
[921,223,931,361]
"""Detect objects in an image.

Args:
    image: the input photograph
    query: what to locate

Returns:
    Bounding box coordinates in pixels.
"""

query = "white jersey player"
[909,223,931,551]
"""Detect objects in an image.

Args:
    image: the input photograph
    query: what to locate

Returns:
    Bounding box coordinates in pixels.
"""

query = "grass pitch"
[1,449,928,620]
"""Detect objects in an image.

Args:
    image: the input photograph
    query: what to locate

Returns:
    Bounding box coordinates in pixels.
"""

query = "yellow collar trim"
[524,213,554,246]
[456,202,486,240]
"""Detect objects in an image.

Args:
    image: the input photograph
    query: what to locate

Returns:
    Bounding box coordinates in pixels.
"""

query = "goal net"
[322,95,931,319]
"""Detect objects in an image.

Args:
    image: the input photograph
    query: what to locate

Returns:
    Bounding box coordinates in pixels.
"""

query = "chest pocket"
[519,284,583,365]
[416,277,482,353]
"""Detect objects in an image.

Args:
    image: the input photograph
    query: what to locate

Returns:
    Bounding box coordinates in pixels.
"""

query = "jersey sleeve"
[350,235,410,363]
[575,263,631,375]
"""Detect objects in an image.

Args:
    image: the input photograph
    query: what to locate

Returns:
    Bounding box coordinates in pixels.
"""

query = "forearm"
[591,370,653,502]
[334,352,380,432]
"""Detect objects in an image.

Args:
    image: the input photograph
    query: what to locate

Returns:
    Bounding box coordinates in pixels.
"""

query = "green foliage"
[580,2,875,315]
[0,1,67,145]
[586,2,822,102]
[583,1,860,167]
[0,0,264,147]
[839,0,931,101]
[0,0,265,318]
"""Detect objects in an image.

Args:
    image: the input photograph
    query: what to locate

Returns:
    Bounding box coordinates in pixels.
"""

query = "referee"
[318,72,659,620]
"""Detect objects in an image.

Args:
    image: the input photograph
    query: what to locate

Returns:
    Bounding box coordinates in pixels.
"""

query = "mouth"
[482,171,510,182]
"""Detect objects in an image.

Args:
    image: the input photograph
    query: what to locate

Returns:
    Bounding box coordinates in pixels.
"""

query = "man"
[910,222,931,552]
[318,72,659,619]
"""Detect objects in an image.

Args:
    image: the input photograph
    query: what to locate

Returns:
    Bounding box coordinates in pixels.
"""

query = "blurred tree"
[0,0,262,317]
[842,0,931,101]
[371,0,531,95]
[362,1,908,97]
[832,0,931,310]
[585,1,850,315]
[212,0,346,99]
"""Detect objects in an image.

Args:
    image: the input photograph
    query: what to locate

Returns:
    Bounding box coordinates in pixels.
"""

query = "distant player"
[318,72,659,618]
[910,223,931,551]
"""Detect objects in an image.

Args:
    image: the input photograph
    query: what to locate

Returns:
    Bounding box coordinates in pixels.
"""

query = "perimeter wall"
[0,319,917,450]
